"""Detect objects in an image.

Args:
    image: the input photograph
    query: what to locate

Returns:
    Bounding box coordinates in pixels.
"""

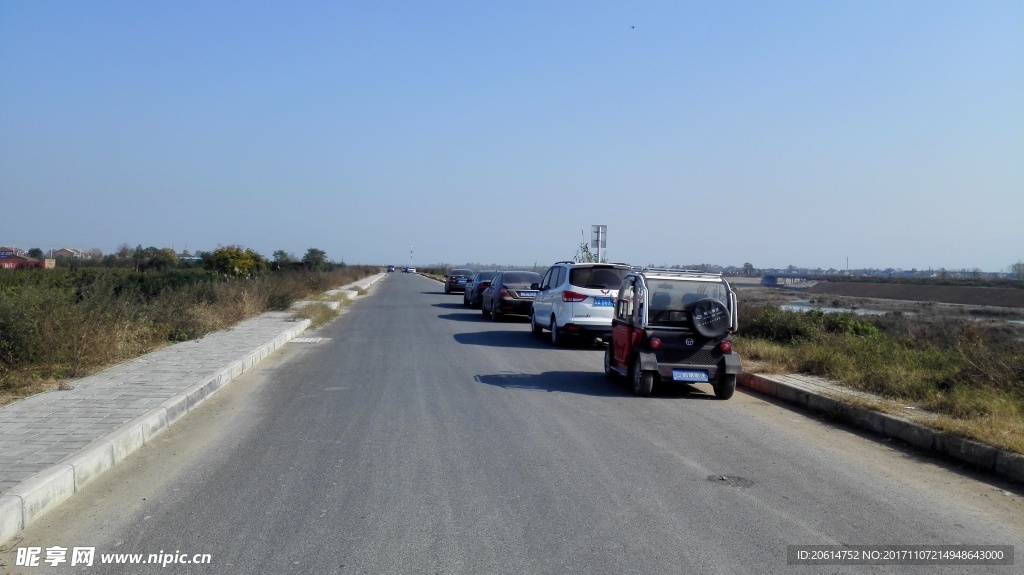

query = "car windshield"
[570,266,630,289]
[504,272,542,285]
[646,280,729,326]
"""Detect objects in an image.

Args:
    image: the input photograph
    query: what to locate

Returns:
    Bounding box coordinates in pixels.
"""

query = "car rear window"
[475,271,496,281]
[569,267,629,289]
[647,281,730,326]
[504,272,542,284]
[450,269,472,276]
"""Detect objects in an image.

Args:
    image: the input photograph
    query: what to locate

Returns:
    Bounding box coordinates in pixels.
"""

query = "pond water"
[780,300,893,316]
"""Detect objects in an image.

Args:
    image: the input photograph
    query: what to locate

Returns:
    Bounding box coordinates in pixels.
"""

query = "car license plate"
[672,369,709,383]
[593,297,613,307]
[457,279,467,283]
[518,290,538,298]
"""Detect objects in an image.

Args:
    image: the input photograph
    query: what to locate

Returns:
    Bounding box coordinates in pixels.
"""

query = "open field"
[732,283,1024,453]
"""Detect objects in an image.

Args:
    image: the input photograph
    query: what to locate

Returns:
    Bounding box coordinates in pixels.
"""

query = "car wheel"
[491,301,501,321]
[632,357,654,396]
[463,293,469,306]
[530,312,543,336]
[603,346,616,379]
[549,316,560,346]
[445,285,450,294]
[482,300,491,317]
[714,374,737,400]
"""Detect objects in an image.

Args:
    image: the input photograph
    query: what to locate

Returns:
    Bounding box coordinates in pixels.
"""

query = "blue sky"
[2,1,1021,271]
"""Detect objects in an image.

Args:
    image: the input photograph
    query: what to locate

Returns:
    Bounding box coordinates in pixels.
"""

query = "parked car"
[387,265,395,272]
[463,270,497,308]
[530,261,632,345]
[604,268,741,398]
[444,268,474,294]
[482,271,543,320]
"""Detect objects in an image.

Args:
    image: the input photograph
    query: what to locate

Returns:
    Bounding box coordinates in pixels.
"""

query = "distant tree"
[302,248,328,271]
[208,246,264,277]
[116,243,133,259]
[27,247,43,259]
[742,262,754,274]
[1010,261,1024,281]
[272,250,295,271]
[149,248,178,271]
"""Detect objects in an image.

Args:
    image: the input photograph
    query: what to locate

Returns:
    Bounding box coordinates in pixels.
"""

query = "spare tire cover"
[689,298,731,339]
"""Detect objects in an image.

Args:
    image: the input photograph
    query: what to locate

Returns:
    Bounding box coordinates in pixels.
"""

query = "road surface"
[3,272,1021,574]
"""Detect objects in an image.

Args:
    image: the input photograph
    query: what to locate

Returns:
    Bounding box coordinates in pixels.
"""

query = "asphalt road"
[3,272,1023,574]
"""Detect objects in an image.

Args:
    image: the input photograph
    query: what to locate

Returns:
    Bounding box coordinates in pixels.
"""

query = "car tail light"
[562,290,587,302]
[566,324,580,332]
[648,337,662,351]
[478,284,488,291]
[500,288,511,297]
[719,341,732,353]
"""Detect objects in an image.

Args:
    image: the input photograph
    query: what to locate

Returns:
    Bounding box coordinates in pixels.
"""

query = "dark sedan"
[481,271,543,320]
[444,268,474,294]
[463,270,497,308]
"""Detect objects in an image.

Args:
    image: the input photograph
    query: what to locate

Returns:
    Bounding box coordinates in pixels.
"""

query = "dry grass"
[291,302,341,330]
[0,266,378,405]
[735,305,1024,454]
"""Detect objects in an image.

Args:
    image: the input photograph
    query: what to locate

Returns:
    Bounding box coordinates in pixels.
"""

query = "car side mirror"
[530,283,540,290]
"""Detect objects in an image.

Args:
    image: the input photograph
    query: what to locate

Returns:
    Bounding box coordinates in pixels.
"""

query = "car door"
[611,277,638,367]
[532,267,555,322]
[484,273,502,311]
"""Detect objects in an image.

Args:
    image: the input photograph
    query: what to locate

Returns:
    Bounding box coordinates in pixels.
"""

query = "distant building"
[0,246,26,257]
[0,252,47,269]
[52,247,87,259]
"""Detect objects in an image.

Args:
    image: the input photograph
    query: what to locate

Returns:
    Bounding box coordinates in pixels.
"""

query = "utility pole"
[591,225,607,263]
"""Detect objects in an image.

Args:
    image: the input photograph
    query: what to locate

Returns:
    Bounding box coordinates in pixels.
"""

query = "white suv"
[530,261,633,345]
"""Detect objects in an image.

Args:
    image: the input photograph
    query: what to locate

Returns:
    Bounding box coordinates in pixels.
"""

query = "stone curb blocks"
[0,315,317,546]
[935,435,998,470]
[995,452,1024,484]
[65,442,115,491]
[7,465,76,526]
[0,496,24,545]
[738,373,776,395]
[839,404,886,435]
[738,373,1022,484]
[883,417,935,451]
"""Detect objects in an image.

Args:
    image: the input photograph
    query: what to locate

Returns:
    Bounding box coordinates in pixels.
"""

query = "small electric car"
[604,269,742,398]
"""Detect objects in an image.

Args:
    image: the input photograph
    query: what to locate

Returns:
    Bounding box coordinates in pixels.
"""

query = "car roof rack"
[551,261,631,266]
[632,267,724,277]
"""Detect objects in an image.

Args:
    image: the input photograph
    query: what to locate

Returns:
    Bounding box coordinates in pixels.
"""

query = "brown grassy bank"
[810,281,1024,308]
[0,266,379,406]
[735,304,1024,453]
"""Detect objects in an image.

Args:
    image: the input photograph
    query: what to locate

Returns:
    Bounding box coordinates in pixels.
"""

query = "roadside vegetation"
[735,304,1024,453]
[0,246,378,406]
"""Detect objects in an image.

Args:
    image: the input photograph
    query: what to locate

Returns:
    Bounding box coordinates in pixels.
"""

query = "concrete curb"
[0,317,311,545]
[0,273,386,545]
[737,373,1024,485]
